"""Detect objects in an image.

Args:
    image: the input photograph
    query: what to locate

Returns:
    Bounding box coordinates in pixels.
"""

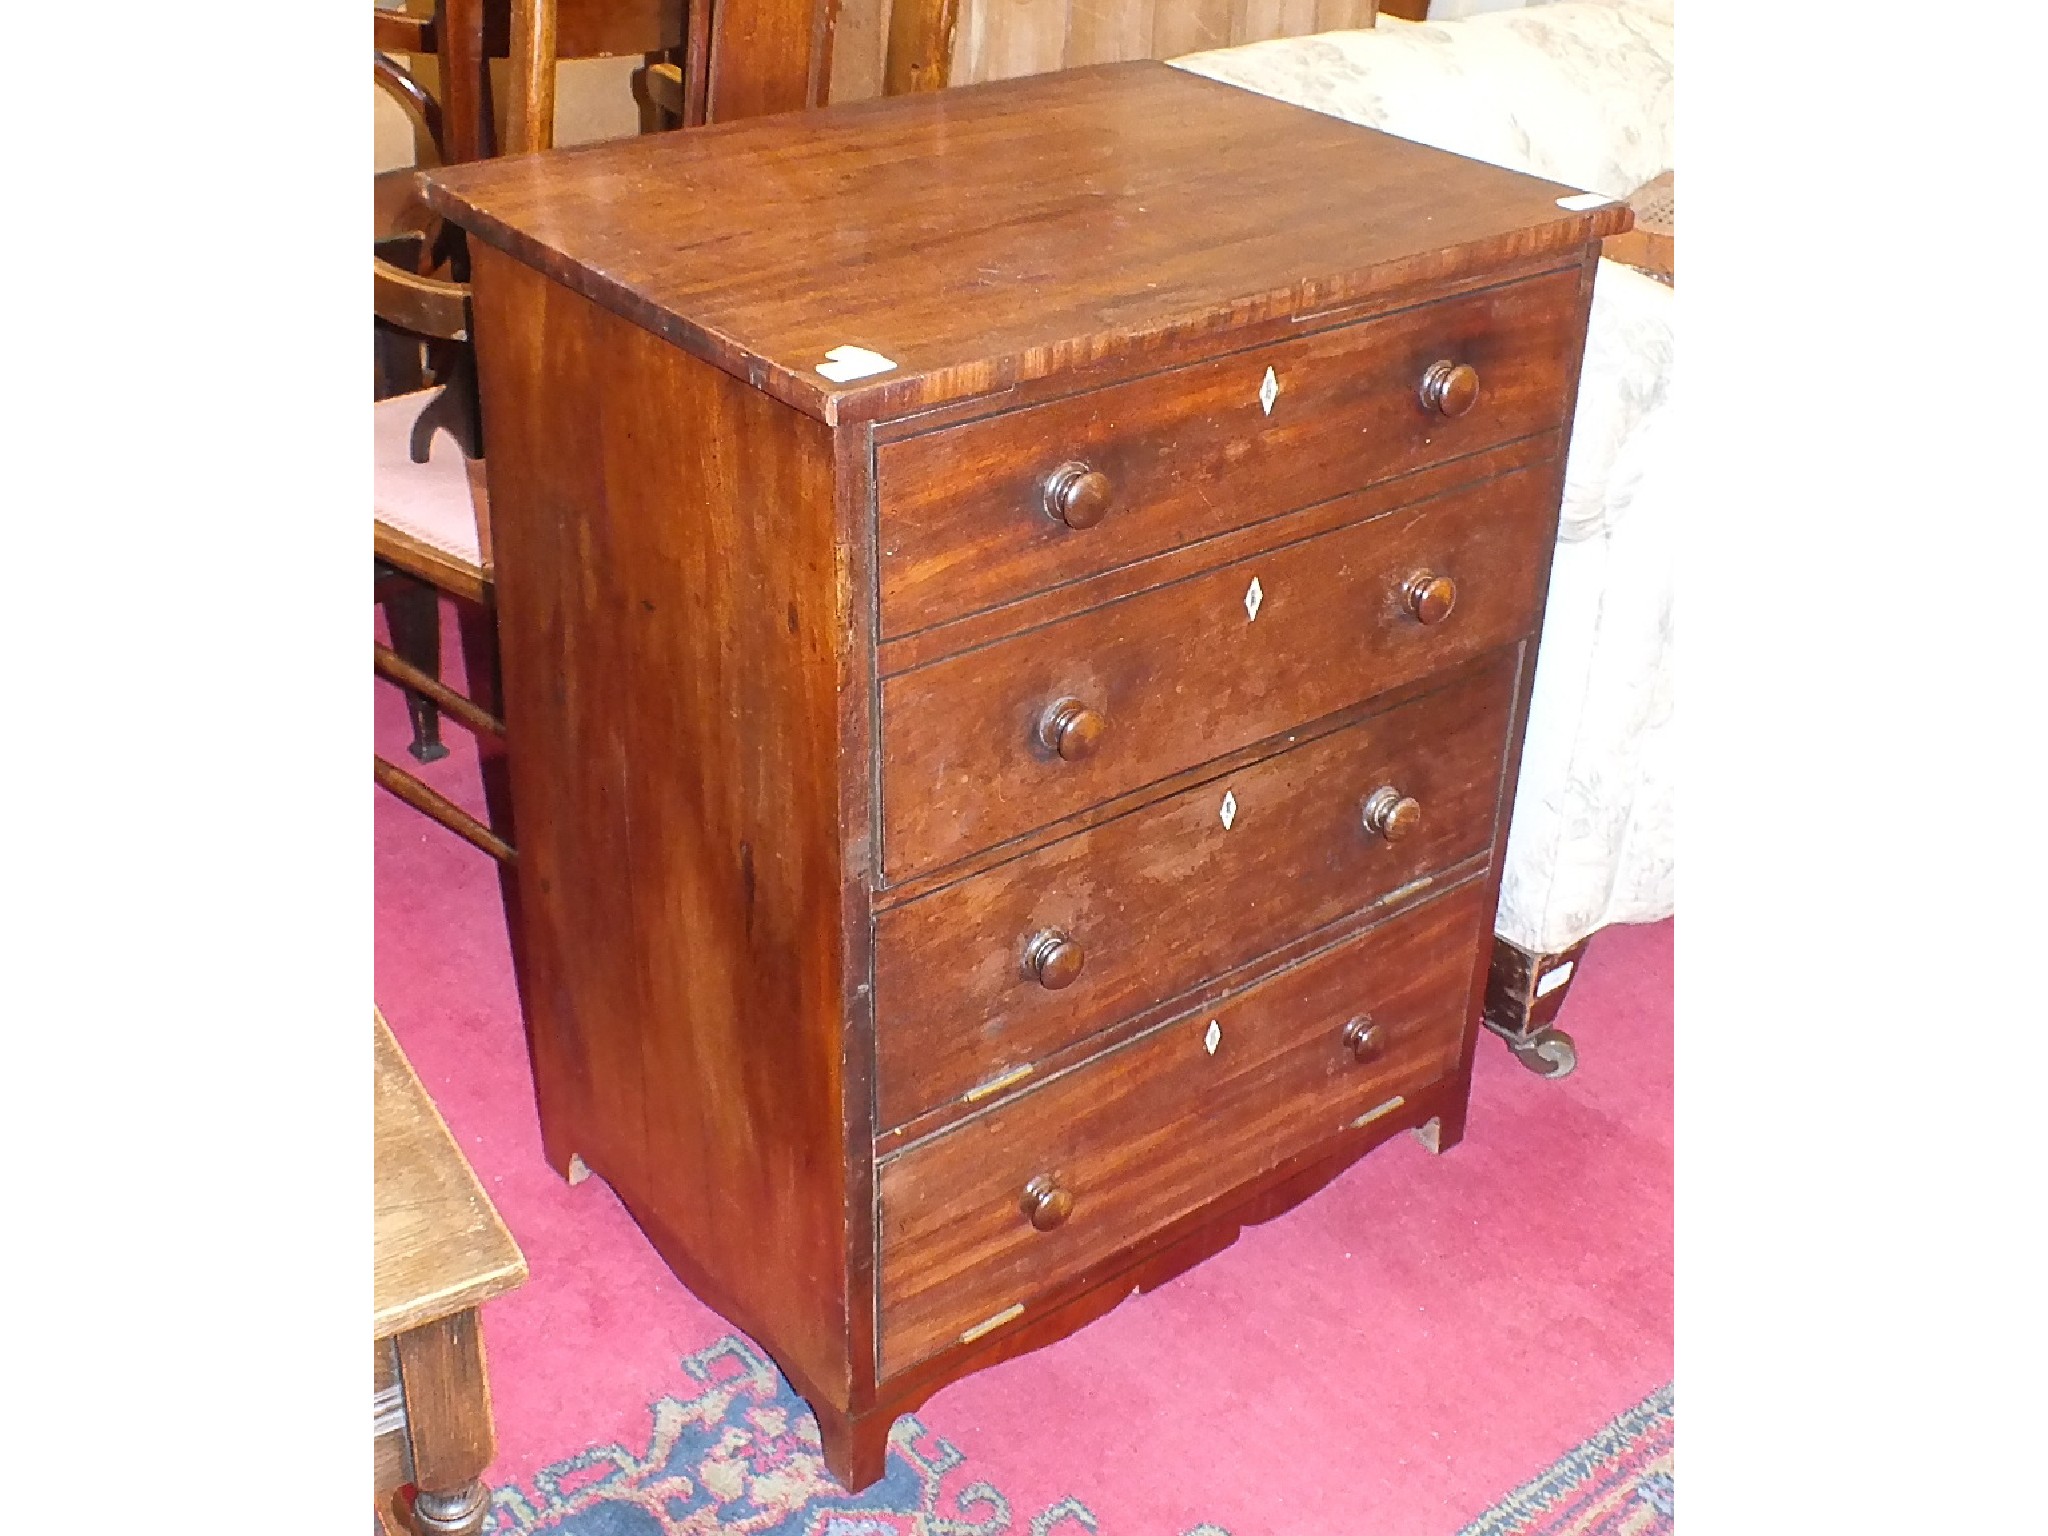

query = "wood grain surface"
[420,62,1631,424]
[873,651,1517,1127]
[877,878,1487,1375]
[883,0,963,93]
[875,267,1583,637]
[374,1010,528,1338]
[465,244,861,1411]
[393,1311,496,1491]
[703,0,837,119]
[433,64,1613,1490]
[465,0,685,59]
[874,432,1557,681]
[877,462,1557,880]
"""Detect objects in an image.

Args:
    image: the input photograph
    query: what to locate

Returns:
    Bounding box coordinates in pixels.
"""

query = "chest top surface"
[421,61,1627,424]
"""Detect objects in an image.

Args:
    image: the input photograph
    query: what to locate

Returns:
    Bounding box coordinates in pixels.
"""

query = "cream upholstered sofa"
[1173,0,1675,1075]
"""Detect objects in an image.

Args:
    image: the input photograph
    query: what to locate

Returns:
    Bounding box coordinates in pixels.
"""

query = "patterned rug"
[1454,1386,1674,1536]
[484,1336,1672,1536]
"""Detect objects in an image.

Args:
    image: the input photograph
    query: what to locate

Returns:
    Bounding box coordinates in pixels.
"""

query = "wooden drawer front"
[879,464,1553,881]
[877,879,1489,1377]
[874,653,1516,1129]
[875,268,1583,639]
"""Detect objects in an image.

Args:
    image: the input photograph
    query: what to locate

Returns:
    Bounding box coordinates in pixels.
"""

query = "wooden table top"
[374,1010,527,1339]
[419,61,1630,424]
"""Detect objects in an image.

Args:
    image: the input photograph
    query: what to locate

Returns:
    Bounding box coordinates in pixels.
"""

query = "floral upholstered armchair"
[1174,0,1675,1076]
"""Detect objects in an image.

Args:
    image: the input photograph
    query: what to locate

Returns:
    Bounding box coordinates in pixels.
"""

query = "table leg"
[393,1310,497,1536]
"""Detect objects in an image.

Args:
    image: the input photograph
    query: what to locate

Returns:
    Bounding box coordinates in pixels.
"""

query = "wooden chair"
[372,0,704,814]
[863,0,1381,98]
[373,0,568,863]
[373,0,832,800]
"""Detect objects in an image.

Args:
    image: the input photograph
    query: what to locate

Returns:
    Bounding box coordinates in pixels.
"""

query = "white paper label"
[815,345,898,383]
[1535,960,1575,997]
[1556,190,1616,212]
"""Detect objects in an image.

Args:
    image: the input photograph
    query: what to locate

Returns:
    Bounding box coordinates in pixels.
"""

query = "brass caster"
[1510,1028,1577,1080]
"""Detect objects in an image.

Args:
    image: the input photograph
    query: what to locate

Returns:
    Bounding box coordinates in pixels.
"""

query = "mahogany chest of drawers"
[423,60,1627,1489]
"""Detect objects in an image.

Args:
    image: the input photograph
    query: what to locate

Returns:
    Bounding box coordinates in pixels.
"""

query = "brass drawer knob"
[1023,929,1085,990]
[1402,571,1458,625]
[1419,359,1481,417]
[1021,1175,1074,1231]
[1361,786,1421,842]
[1342,1016,1385,1063]
[1043,462,1112,529]
[1038,697,1109,761]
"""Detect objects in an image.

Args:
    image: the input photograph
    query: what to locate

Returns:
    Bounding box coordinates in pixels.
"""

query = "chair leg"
[455,592,533,1027]
[453,596,511,827]
[379,569,450,764]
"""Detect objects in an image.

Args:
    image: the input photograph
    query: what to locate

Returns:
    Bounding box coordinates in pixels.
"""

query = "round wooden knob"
[1021,1175,1074,1231]
[1043,463,1112,529]
[1038,697,1108,761]
[1361,786,1422,842]
[1023,929,1085,990]
[1402,571,1458,625]
[1419,360,1481,418]
[1342,1017,1385,1063]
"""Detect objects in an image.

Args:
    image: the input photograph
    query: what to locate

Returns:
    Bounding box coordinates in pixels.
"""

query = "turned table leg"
[409,1482,491,1535]
[393,1310,497,1536]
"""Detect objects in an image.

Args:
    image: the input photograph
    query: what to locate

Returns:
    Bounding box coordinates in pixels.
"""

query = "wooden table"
[420,61,1624,1491]
[374,1011,527,1536]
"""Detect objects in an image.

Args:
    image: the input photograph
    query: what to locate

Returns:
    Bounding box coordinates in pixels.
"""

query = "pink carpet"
[375,612,1673,1534]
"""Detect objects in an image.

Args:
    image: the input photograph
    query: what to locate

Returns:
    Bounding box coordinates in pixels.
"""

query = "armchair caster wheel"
[1510,1028,1577,1079]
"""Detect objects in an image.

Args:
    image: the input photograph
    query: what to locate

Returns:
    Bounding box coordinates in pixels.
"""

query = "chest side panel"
[469,243,858,1407]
